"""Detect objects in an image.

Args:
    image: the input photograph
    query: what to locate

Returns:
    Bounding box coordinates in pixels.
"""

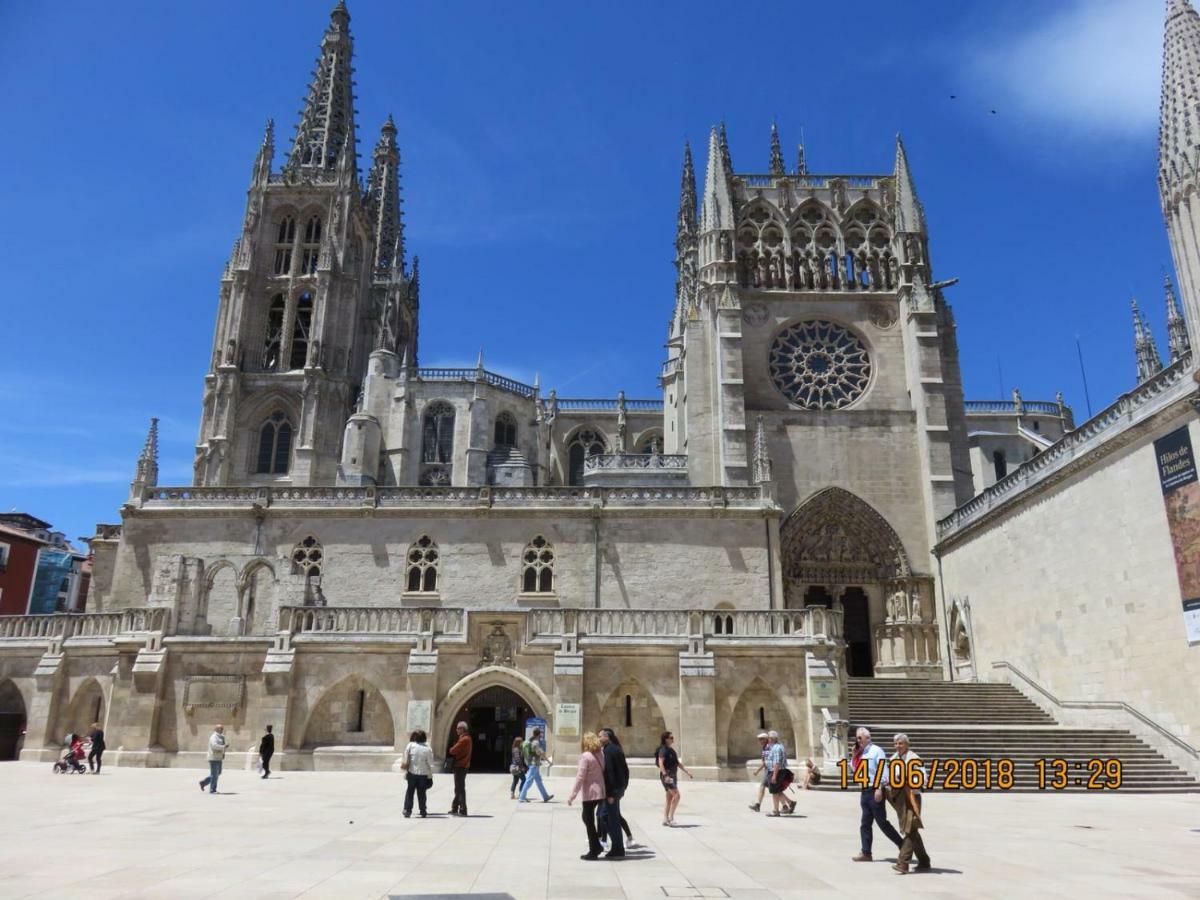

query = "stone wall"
[938,411,1200,744]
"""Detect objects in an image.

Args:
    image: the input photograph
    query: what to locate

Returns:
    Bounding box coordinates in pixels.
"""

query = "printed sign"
[554,702,581,736]
[1154,426,1200,645]
[524,716,548,749]
[809,677,839,707]
[406,700,431,734]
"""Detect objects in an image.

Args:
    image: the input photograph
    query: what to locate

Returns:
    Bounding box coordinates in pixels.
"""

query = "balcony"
[582,452,689,488]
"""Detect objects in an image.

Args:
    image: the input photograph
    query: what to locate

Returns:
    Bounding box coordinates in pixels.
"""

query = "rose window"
[768,320,871,410]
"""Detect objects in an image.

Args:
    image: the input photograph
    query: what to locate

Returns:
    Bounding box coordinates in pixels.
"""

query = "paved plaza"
[0,763,1196,899]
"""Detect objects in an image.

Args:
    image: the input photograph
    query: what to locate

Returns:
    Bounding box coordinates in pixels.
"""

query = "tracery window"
[736,203,786,289]
[289,292,314,369]
[255,410,293,474]
[768,320,871,410]
[274,217,296,275]
[521,535,555,594]
[263,294,285,370]
[493,412,517,448]
[291,535,323,605]
[567,428,606,486]
[300,216,322,275]
[420,401,455,485]
[405,535,439,593]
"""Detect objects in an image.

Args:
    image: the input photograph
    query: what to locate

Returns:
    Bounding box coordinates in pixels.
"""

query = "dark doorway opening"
[0,681,27,761]
[447,685,534,773]
[842,587,873,677]
[803,585,834,608]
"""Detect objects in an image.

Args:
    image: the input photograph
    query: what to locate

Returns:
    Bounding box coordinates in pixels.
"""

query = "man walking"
[883,733,931,874]
[748,732,771,812]
[86,722,105,774]
[259,724,275,779]
[199,724,227,794]
[448,721,472,816]
[598,728,629,858]
[851,726,902,861]
[518,727,554,803]
[765,730,790,816]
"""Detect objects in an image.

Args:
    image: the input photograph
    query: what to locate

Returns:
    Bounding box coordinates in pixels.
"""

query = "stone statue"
[306,339,321,369]
[224,339,237,366]
[909,591,923,622]
[479,623,513,668]
[719,231,732,261]
[616,391,628,453]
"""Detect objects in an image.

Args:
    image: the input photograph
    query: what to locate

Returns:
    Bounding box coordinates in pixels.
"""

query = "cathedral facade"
[1,1,1197,776]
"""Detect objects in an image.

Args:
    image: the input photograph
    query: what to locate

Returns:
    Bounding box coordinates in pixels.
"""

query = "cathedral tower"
[194,2,416,487]
[1159,0,1200,352]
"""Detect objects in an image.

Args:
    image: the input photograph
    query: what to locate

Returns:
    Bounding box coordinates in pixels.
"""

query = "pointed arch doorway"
[446,685,533,773]
[781,487,912,678]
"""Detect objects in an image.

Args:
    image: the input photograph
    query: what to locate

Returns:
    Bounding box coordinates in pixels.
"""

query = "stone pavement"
[0,763,1196,899]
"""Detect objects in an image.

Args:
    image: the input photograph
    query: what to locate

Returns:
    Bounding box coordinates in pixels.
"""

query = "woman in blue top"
[655,730,692,826]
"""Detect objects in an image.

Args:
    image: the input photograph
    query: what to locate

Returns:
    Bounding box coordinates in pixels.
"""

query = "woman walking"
[656,730,692,826]
[567,732,606,860]
[400,729,434,818]
[508,735,526,799]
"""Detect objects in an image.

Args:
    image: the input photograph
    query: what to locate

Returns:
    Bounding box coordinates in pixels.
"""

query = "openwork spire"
[677,140,697,247]
[1160,0,1200,198]
[700,126,734,231]
[285,2,357,177]
[718,121,733,174]
[129,417,159,501]
[893,134,926,233]
[1165,274,1192,360]
[1132,298,1165,382]
[769,123,785,176]
[366,115,404,273]
[752,415,773,485]
[796,141,807,176]
[253,119,274,185]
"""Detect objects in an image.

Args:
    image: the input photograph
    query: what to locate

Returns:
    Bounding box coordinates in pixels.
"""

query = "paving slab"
[0,763,1196,898]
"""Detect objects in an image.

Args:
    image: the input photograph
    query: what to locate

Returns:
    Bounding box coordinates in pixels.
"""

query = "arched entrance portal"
[781,487,912,678]
[447,686,533,773]
[0,680,27,761]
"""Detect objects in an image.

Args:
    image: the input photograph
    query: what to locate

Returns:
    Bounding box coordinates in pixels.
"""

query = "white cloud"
[968,0,1162,140]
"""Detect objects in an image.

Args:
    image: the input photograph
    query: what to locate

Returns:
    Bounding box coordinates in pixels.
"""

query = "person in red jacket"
[447,721,472,816]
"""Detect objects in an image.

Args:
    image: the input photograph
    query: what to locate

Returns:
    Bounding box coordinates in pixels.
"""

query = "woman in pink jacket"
[567,731,607,860]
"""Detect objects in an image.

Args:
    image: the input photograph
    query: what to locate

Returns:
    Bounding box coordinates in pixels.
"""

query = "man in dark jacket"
[259,725,275,779]
[87,723,105,774]
[599,728,629,858]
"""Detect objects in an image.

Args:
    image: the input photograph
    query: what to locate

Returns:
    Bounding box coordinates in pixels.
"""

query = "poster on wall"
[1154,426,1200,645]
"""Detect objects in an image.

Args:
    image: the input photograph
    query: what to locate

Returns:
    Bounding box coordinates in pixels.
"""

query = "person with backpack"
[517,727,554,803]
[508,736,527,799]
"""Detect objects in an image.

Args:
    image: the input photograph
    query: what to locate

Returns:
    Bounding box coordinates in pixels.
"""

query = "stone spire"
[252,119,274,186]
[1132,298,1165,382]
[718,121,733,174]
[893,134,926,234]
[677,140,697,242]
[700,127,734,232]
[366,115,404,273]
[752,415,773,485]
[285,1,357,177]
[796,140,807,176]
[129,417,159,502]
[1165,273,1192,360]
[769,123,785,176]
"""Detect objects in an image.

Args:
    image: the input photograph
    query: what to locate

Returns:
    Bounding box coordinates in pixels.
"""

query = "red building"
[0,524,47,616]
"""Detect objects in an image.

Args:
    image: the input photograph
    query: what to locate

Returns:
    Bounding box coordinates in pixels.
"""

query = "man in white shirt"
[198,724,227,795]
[851,727,902,862]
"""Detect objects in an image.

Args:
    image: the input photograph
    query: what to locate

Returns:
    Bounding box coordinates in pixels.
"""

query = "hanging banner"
[1155,426,1200,645]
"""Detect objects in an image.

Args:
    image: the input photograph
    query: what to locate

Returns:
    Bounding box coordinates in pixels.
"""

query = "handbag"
[423,774,434,790]
[441,756,455,774]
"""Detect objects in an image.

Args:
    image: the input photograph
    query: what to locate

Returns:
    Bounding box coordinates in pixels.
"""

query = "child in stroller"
[53,733,88,774]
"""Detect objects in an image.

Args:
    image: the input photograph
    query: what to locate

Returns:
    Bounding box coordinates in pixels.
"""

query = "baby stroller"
[53,735,87,774]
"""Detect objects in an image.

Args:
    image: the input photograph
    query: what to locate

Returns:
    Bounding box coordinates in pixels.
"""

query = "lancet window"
[289,292,314,369]
[291,535,323,605]
[300,216,322,275]
[256,410,293,475]
[273,217,296,275]
[405,535,439,593]
[521,535,555,594]
[494,412,517,448]
[420,402,455,485]
[567,428,606,486]
[263,294,285,370]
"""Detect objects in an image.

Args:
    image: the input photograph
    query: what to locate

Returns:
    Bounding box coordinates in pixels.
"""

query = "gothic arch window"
[255,410,293,475]
[274,217,296,275]
[768,320,872,410]
[736,202,787,290]
[566,428,606,486]
[289,291,314,369]
[634,430,664,455]
[421,401,455,485]
[263,294,285,370]
[493,412,517,449]
[291,535,323,604]
[300,216,322,275]
[405,535,439,593]
[521,535,554,594]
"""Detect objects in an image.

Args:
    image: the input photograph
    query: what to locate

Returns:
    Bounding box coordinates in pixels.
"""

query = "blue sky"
[0,0,1175,542]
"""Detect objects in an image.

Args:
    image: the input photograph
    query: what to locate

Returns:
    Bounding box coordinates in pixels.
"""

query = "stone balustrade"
[141,484,768,510]
[0,608,170,641]
[527,607,842,645]
[583,453,687,471]
[280,605,464,637]
[873,621,941,679]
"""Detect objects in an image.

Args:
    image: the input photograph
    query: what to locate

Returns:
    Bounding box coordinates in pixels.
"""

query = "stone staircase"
[842,678,1200,793]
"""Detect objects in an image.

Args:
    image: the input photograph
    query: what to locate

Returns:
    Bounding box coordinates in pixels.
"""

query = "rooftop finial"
[677,139,697,241]
[769,122,785,176]
[752,415,773,485]
[795,130,807,176]
[366,115,403,272]
[1165,272,1192,360]
[893,133,926,234]
[129,417,160,501]
[718,121,733,174]
[1132,297,1165,382]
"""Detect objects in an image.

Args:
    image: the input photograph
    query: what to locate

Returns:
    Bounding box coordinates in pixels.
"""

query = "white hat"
[767,730,779,739]
[756,732,769,740]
